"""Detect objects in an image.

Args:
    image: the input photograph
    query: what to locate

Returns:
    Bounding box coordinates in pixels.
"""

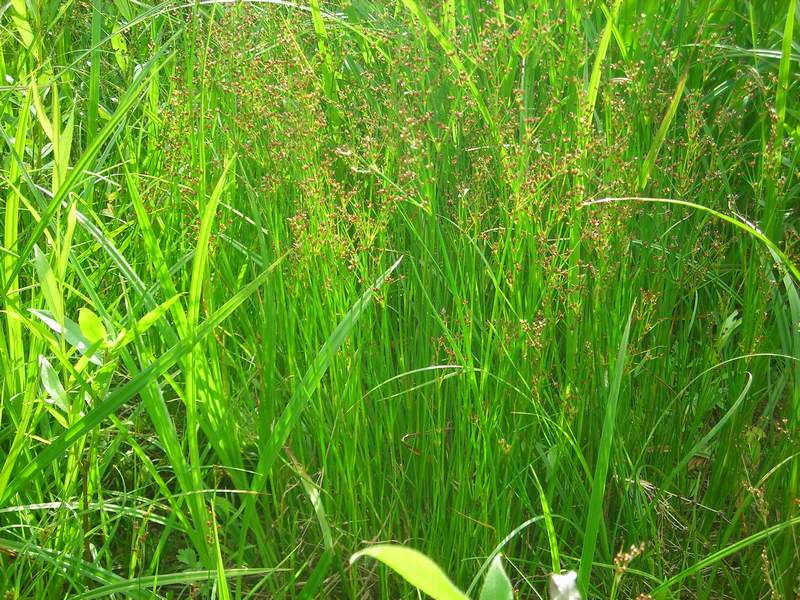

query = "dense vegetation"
[1,0,799,598]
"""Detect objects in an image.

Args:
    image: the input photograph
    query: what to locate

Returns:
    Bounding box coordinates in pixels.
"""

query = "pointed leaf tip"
[479,555,513,600]
[350,545,469,600]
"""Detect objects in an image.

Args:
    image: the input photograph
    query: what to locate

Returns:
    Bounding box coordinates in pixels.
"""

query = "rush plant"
[1,0,798,598]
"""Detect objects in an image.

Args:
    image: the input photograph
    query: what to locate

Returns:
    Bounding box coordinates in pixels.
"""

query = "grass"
[0,0,798,598]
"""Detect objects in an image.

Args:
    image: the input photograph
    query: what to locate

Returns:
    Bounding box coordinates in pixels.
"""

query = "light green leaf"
[111,23,129,72]
[350,545,469,600]
[10,0,34,50]
[110,295,181,350]
[30,309,103,366]
[79,308,107,346]
[39,355,68,412]
[33,245,63,325]
[31,82,53,143]
[479,555,513,600]
[398,0,499,147]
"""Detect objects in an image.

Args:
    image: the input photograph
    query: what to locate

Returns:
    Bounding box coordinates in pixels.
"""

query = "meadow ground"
[1,0,799,598]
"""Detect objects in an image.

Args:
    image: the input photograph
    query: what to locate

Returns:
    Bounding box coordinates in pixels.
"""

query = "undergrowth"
[1,0,798,598]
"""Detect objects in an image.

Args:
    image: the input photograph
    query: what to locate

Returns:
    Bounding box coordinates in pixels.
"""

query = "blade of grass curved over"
[71,567,283,599]
[581,197,800,282]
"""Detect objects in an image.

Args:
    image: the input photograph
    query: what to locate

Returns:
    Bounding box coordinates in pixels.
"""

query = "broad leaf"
[39,355,68,412]
[79,308,107,346]
[350,545,468,600]
[33,245,63,325]
[31,309,103,366]
[479,555,513,600]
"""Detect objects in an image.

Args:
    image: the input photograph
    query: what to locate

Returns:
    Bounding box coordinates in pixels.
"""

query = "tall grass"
[1,0,798,598]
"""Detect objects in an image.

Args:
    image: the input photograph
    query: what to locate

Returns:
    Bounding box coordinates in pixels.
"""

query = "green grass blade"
[578,303,635,594]
[638,68,688,191]
[582,0,621,130]
[71,568,283,599]
[530,466,560,574]
[250,257,402,485]
[649,515,800,598]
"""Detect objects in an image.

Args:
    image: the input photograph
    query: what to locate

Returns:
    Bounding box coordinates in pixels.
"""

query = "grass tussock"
[1,0,799,598]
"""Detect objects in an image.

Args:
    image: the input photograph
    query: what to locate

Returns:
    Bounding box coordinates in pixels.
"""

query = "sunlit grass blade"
[638,68,688,191]
[184,156,235,551]
[0,253,285,504]
[1,38,176,297]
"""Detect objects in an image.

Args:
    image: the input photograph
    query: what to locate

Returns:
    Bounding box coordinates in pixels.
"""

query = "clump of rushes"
[1,0,799,598]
